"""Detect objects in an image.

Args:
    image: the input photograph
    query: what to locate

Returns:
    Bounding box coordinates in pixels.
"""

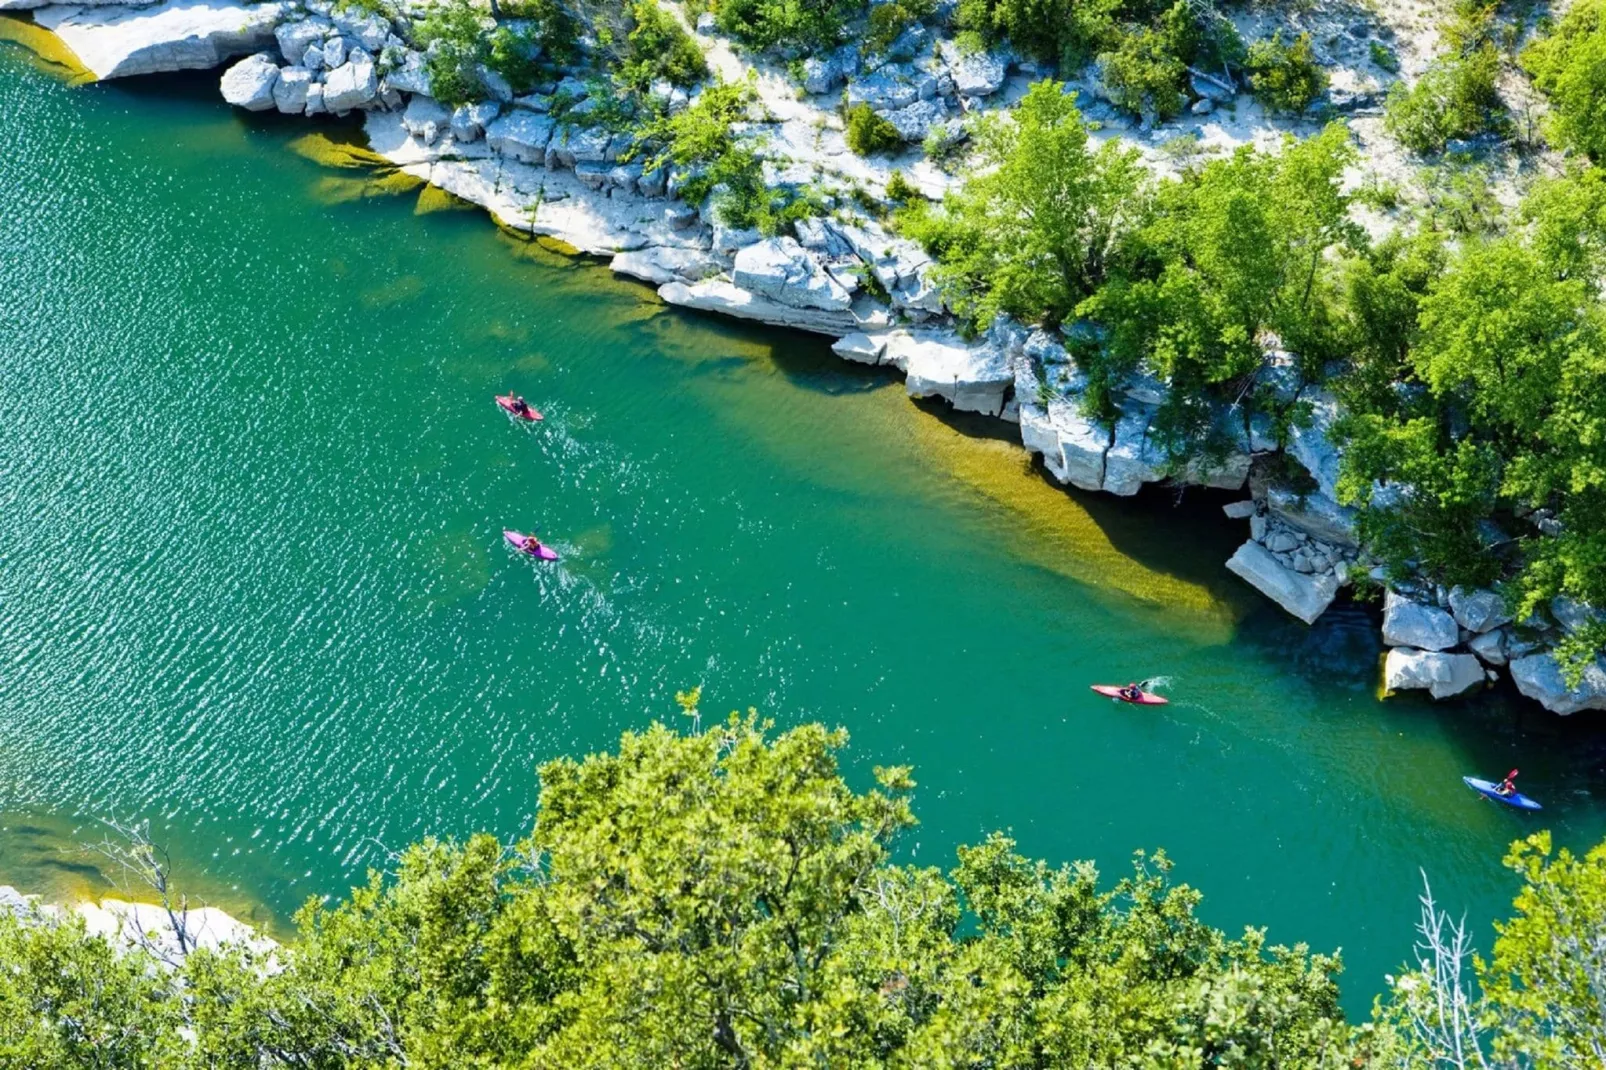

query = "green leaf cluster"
[845,102,903,156]
[414,0,493,108]
[1245,30,1328,115]
[619,0,708,91]
[714,0,863,51]
[1523,0,1606,161]
[865,0,935,55]
[1384,0,1505,153]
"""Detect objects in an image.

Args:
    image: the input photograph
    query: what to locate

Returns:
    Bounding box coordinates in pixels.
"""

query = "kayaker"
[1497,769,1519,796]
[1121,683,1142,701]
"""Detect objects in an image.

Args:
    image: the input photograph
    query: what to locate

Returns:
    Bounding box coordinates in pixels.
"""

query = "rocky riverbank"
[10,0,1605,716]
[0,884,272,962]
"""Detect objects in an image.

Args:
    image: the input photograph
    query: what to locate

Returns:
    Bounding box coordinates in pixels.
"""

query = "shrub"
[500,0,578,62]
[865,0,934,54]
[1369,40,1399,72]
[714,0,862,51]
[1098,29,1187,122]
[413,0,489,108]
[885,168,919,202]
[1523,0,1606,159]
[620,0,708,90]
[1245,31,1328,114]
[1384,46,1503,152]
[845,102,903,155]
[487,26,545,94]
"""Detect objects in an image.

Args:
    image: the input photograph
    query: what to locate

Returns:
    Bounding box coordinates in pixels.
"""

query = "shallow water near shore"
[4,54,1606,1008]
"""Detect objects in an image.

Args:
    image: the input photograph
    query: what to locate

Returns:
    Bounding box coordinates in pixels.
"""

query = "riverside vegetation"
[2,714,1603,1068]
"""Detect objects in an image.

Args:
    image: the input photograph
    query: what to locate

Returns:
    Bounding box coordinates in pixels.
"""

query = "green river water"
[4,40,1606,1011]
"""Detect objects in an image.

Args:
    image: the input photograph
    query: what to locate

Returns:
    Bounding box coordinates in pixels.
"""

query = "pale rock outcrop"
[271,64,312,114]
[883,98,947,141]
[1449,587,1511,634]
[485,110,556,164]
[450,101,499,142]
[303,82,325,115]
[1382,589,1459,651]
[322,56,377,112]
[1384,648,1485,699]
[832,332,885,364]
[1287,387,1343,500]
[658,280,860,335]
[76,898,276,964]
[383,50,432,96]
[802,45,857,95]
[897,332,1013,416]
[34,0,287,80]
[401,94,452,144]
[609,247,721,285]
[320,33,345,68]
[1019,398,1108,490]
[1102,405,1165,496]
[1468,628,1509,666]
[1551,595,1602,634]
[938,39,1008,98]
[845,63,937,110]
[732,238,852,312]
[1226,540,1340,624]
[1510,653,1606,715]
[219,51,277,110]
[330,7,387,52]
[273,16,329,65]
[1265,486,1358,547]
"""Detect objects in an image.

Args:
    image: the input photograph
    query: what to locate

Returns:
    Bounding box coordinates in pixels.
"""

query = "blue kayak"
[1463,776,1542,811]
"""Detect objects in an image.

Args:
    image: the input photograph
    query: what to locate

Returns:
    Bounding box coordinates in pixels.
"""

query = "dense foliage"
[619,0,707,90]
[1523,0,1606,161]
[2,720,1605,1067]
[1384,0,1505,153]
[845,101,903,155]
[1245,31,1328,115]
[714,0,861,51]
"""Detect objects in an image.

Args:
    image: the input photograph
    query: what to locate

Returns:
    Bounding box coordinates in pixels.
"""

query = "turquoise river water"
[3,37,1605,1012]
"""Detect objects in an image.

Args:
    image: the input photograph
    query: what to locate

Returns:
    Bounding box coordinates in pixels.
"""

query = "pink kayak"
[504,530,558,561]
[1091,684,1169,706]
[496,395,542,421]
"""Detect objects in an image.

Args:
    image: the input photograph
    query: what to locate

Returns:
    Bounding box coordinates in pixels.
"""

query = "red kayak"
[1091,685,1169,706]
[504,530,559,561]
[496,395,542,421]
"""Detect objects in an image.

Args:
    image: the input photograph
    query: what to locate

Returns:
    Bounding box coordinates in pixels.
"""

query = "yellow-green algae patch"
[415,184,476,215]
[0,15,94,84]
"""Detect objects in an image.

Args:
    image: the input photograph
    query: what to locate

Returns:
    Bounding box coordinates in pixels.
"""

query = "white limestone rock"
[1383,589,1459,651]
[271,64,312,113]
[882,98,947,141]
[1468,628,1509,666]
[1384,648,1485,699]
[1449,587,1511,634]
[303,81,325,114]
[1226,540,1340,624]
[1018,397,1108,491]
[898,333,1013,416]
[658,280,859,335]
[1265,486,1359,547]
[330,7,387,52]
[383,50,431,95]
[322,57,377,111]
[833,332,885,364]
[1551,595,1603,634]
[34,0,287,80]
[219,51,277,110]
[76,898,275,964]
[401,94,451,143]
[1510,652,1606,715]
[1102,405,1165,496]
[732,238,852,312]
[485,109,556,163]
[845,63,936,110]
[1288,387,1343,500]
[449,101,499,142]
[273,16,329,64]
[609,247,721,285]
[938,38,1007,97]
[321,32,345,68]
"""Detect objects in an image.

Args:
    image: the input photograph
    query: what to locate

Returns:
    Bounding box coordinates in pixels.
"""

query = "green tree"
[413,0,491,108]
[845,102,903,156]
[904,80,1145,331]
[1524,0,1606,160]
[619,0,707,90]
[1246,31,1329,114]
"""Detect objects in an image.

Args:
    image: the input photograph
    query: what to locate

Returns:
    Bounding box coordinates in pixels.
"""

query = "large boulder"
[845,63,937,110]
[897,333,1013,416]
[882,98,947,141]
[401,94,452,144]
[1226,540,1340,624]
[1551,595,1603,634]
[802,44,857,95]
[657,280,860,336]
[34,0,287,79]
[450,101,500,142]
[273,16,329,64]
[1382,589,1459,651]
[938,38,1007,98]
[610,247,721,285]
[271,64,312,114]
[1467,627,1509,665]
[1384,648,1485,699]
[1510,652,1606,715]
[1265,486,1358,547]
[219,51,277,110]
[322,57,378,112]
[1102,405,1165,496]
[382,50,432,96]
[732,238,852,312]
[1019,398,1108,491]
[1449,586,1511,634]
[485,110,556,163]
[1287,388,1343,500]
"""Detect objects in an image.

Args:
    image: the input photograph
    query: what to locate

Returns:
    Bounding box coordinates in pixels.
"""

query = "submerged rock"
[219,51,277,110]
[34,0,287,80]
[1226,540,1340,624]
[1384,648,1485,699]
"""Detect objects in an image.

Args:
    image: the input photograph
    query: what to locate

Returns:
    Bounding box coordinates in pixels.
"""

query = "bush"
[487,26,545,94]
[1246,31,1328,114]
[500,0,578,62]
[620,0,708,90]
[1523,0,1606,159]
[845,102,903,155]
[885,168,919,202]
[865,0,933,54]
[1384,47,1503,153]
[413,0,489,108]
[714,0,862,51]
[1098,29,1187,122]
